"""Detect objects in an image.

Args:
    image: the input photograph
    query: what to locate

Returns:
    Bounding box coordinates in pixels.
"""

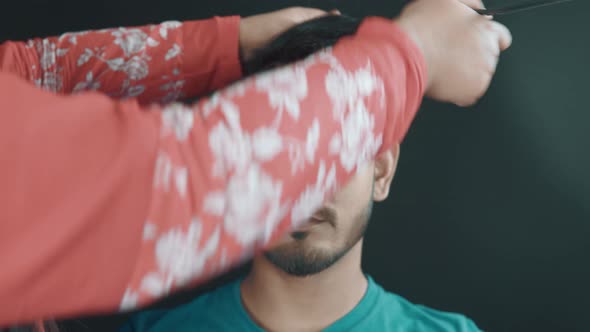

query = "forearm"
[0,16,242,103]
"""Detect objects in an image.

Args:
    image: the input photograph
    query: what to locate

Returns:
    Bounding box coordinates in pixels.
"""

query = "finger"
[482,32,500,71]
[490,21,513,51]
[298,7,331,20]
[459,0,486,10]
[329,9,342,15]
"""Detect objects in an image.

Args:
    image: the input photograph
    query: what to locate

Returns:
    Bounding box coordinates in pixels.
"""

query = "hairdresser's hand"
[239,7,340,61]
[397,0,512,106]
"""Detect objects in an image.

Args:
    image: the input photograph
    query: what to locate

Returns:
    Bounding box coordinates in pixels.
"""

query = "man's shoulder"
[373,282,482,332]
[118,280,241,332]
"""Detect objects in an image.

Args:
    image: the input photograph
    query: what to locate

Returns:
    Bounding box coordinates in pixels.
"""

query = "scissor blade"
[477,0,575,15]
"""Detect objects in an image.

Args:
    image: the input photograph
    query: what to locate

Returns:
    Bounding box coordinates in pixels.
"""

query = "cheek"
[330,170,373,231]
[331,167,374,210]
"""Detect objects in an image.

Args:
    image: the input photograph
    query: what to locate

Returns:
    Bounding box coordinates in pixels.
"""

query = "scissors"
[404,0,575,15]
[475,0,575,15]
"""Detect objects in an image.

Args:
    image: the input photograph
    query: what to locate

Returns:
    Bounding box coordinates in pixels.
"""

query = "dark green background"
[1,1,588,331]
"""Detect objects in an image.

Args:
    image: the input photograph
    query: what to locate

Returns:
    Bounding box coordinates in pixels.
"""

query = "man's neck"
[240,242,367,332]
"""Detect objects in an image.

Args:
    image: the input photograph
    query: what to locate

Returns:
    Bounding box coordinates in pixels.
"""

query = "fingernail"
[330,9,341,15]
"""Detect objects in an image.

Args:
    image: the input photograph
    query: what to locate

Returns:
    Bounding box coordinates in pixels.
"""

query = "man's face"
[264,147,398,276]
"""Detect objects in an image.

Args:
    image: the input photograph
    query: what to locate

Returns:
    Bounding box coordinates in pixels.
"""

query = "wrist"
[238,17,256,62]
[394,16,436,92]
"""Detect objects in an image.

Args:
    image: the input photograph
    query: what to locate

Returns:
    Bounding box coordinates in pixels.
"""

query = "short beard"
[264,200,373,277]
[264,241,356,277]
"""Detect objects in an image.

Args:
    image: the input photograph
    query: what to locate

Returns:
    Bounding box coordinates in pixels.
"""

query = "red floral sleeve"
[0,17,426,325]
[0,17,242,104]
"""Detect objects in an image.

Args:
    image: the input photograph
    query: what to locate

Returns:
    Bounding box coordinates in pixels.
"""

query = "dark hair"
[242,14,362,76]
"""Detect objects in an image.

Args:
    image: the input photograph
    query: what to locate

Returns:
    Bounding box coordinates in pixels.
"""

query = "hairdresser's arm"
[0,17,242,103]
[0,16,425,325]
[0,8,335,104]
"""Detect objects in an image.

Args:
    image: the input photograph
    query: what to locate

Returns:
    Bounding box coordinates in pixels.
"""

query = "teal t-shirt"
[119,276,481,332]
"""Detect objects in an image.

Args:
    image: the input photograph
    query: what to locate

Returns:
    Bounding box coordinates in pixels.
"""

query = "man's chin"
[263,245,345,277]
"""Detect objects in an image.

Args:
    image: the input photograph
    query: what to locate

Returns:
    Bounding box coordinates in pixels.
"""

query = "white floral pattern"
[160,78,186,104]
[41,71,63,92]
[161,104,195,141]
[126,218,222,303]
[203,192,226,217]
[154,219,220,286]
[39,40,57,70]
[73,72,101,92]
[77,49,94,67]
[251,128,284,161]
[126,85,145,97]
[256,65,308,121]
[153,152,189,197]
[325,63,383,119]
[305,119,320,163]
[165,44,181,61]
[323,61,385,172]
[140,272,169,297]
[123,56,150,80]
[329,100,383,172]
[205,164,287,246]
[153,153,173,192]
[58,30,90,45]
[112,28,152,56]
[143,223,158,241]
[27,39,67,92]
[280,119,321,175]
[174,167,188,198]
[208,121,252,177]
[119,289,139,311]
[25,19,185,100]
[159,21,182,40]
[291,162,337,227]
[200,83,247,118]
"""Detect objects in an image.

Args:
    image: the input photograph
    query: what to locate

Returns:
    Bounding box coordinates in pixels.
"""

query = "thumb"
[490,21,513,51]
